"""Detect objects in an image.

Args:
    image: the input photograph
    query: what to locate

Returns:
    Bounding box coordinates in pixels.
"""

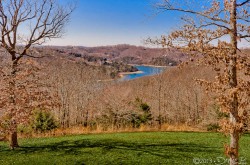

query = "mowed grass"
[0,132,249,165]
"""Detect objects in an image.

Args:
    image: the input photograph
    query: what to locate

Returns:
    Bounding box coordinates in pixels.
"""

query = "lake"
[120,65,167,81]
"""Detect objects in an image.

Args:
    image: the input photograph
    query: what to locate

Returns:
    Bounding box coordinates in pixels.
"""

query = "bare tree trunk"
[9,61,19,149]
[9,127,19,149]
[84,109,89,127]
[158,80,162,130]
[229,1,239,164]
[195,91,200,123]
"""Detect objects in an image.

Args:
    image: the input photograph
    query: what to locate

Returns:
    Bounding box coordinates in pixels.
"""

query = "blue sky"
[47,0,249,48]
[48,0,180,47]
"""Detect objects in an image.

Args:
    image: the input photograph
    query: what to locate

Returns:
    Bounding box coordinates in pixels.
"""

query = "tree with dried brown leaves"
[0,0,75,149]
[148,0,250,164]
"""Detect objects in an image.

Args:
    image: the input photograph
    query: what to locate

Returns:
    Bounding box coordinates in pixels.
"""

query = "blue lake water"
[120,65,167,81]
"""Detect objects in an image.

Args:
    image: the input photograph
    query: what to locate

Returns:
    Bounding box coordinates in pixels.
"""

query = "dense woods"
[0,0,75,148]
[152,0,250,164]
[2,47,248,134]
[0,0,249,164]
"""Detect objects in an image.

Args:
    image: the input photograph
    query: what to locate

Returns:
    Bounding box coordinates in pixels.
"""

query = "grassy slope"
[0,132,249,165]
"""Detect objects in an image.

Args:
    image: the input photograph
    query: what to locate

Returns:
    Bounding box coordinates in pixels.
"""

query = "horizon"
[46,0,249,48]
[41,44,250,49]
[47,0,183,47]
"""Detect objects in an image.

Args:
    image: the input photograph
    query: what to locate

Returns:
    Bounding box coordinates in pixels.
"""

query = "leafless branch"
[237,0,250,6]
[0,0,75,61]
[197,22,230,30]
[157,6,229,24]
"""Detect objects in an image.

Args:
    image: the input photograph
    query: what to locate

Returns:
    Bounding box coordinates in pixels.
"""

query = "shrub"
[17,124,33,135]
[131,113,142,128]
[140,103,150,112]
[32,109,58,133]
[207,123,221,132]
[131,98,153,128]
[0,114,12,137]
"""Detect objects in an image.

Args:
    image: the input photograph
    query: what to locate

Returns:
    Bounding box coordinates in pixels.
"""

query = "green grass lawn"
[0,132,249,165]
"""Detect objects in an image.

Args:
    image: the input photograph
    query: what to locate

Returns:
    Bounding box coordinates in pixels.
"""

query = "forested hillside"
[49,45,186,66]
[0,47,249,138]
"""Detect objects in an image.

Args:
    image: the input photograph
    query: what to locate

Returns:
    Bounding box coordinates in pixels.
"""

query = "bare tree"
[149,0,250,164]
[0,0,75,149]
[149,0,250,165]
[152,69,166,129]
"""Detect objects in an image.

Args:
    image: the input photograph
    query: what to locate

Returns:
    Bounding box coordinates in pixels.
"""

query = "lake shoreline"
[119,65,169,80]
[128,64,172,68]
[119,71,144,78]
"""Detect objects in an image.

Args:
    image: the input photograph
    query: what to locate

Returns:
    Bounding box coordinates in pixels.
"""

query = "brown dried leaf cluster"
[151,0,250,163]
